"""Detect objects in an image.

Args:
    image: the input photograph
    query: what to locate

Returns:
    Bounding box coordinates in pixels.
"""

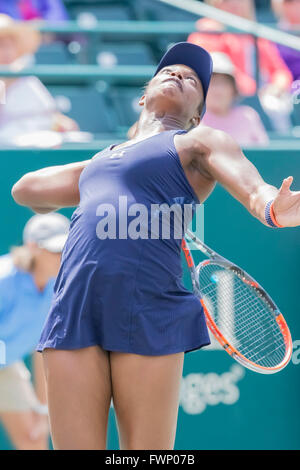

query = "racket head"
[182,239,293,374]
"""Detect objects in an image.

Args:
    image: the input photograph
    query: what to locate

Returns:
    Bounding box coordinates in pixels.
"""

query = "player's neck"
[132,109,187,141]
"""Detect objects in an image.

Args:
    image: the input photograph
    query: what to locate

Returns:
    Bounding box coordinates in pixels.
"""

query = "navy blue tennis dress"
[37,129,210,355]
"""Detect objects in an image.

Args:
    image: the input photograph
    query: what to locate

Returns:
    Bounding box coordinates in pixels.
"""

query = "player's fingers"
[279,176,293,194]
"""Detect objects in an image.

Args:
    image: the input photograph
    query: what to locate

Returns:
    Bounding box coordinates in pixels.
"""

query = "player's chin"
[156,87,186,109]
[160,82,183,97]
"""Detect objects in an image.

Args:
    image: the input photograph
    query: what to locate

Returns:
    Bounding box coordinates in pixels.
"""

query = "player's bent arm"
[11,160,90,213]
[192,128,287,226]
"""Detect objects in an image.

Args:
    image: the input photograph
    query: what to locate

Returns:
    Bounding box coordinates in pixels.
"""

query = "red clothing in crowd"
[188,19,293,95]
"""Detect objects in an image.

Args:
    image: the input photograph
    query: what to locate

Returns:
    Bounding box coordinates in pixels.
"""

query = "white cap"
[211,52,236,78]
[23,213,70,253]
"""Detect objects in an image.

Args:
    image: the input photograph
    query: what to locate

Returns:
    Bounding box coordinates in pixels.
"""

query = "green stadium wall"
[0,146,299,450]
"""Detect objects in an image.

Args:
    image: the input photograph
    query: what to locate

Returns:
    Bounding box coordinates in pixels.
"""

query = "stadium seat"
[109,86,143,128]
[35,42,77,65]
[69,4,133,21]
[291,103,300,127]
[92,42,155,67]
[239,95,275,132]
[133,0,198,21]
[48,85,120,133]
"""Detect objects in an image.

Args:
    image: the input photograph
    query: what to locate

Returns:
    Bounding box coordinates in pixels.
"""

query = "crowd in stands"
[188,0,299,135]
[0,0,68,21]
[272,0,300,81]
[0,13,77,146]
[201,51,270,146]
[0,0,299,147]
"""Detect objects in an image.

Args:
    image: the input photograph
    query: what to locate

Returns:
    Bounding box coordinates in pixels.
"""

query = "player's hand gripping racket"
[182,229,292,374]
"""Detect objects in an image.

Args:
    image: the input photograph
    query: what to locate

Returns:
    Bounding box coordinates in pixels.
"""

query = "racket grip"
[265,200,283,228]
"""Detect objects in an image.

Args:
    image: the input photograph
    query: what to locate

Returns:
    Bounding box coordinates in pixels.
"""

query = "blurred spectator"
[188,0,293,96]
[201,52,269,147]
[0,0,72,53]
[0,0,68,21]
[0,14,78,146]
[271,0,300,82]
[0,213,70,450]
[272,0,300,31]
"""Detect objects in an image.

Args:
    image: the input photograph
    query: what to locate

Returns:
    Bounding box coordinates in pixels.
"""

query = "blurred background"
[0,0,299,450]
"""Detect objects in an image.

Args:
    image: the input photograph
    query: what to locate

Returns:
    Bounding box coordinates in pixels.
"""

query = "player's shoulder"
[91,145,113,161]
[184,125,239,155]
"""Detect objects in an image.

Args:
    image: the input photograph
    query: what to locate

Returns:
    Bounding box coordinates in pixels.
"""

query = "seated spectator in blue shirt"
[0,213,69,450]
[0,0,68,21]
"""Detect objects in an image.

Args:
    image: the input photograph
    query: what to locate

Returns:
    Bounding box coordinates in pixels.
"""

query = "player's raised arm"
[194,127,300,228]
[11,160,90,214]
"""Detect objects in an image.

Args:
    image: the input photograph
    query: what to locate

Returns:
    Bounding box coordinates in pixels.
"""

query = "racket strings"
[198,263,286,367]
[219,292,282,343]
[200,280,280,341]
[207,291,284,366]
[218,310,284,367]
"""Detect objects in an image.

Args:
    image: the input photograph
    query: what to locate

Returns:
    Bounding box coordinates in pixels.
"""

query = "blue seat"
[69,4,132,21]
[109,87,142,128]
[291,103,300,127]
[35,42,76,65]
[256,10,277,24]
[134,0,198,21]
[254,0,277,22]
[92,42,155,67]
[239,95,274,132]
[48,85,119,133]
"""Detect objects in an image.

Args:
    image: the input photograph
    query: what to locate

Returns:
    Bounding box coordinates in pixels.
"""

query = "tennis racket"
[182,229,292,374]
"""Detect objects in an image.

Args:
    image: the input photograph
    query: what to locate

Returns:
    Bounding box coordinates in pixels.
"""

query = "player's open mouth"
[162,78,183,92]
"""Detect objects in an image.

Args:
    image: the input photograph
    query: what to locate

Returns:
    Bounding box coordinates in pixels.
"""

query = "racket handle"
[185,229,215,257]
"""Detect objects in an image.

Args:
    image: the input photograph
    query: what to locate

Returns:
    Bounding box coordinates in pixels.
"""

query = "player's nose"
[170,71,183,80]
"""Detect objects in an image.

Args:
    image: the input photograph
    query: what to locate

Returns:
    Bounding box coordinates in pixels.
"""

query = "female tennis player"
[12,42,300,450]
